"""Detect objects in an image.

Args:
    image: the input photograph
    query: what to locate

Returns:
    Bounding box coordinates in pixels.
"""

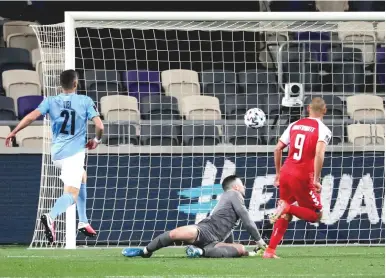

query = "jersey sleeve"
[279,124,292,145]
[86,97,99,120]
[36,98,49,116]
[318,123,332,145]
[230,191,262,242]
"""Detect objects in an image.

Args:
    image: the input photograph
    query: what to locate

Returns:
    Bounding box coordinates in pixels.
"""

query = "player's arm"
[92,116,104,141]
[5,98,48,147]
[314,126,331,190]
[274,124,291,186]
[86,97,104,150]
[231,192,266,248]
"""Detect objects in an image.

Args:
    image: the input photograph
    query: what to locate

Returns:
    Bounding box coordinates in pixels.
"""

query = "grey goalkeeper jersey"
[198,190,262,242]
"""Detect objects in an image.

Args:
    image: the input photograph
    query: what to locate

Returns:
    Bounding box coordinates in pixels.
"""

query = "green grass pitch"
[0,246,384,277]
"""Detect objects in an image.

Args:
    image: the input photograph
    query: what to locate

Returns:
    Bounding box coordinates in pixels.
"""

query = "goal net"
[30,12,385,248]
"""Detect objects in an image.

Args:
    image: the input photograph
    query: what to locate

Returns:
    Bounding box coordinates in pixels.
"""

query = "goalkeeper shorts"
[53,151,85,188]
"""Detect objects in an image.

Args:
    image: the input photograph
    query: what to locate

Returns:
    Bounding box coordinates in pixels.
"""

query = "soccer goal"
[30,12,385,249]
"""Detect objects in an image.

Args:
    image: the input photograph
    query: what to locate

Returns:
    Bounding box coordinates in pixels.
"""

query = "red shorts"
[279,170,322,212]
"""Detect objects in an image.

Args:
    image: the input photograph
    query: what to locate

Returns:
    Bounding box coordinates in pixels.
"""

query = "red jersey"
[279,118,331,179]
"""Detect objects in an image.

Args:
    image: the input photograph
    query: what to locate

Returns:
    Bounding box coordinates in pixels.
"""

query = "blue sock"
[77,183,88,223]
[49,193,75,220]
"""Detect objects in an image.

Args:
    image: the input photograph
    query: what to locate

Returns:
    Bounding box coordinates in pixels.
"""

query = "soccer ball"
[244,108,266,129]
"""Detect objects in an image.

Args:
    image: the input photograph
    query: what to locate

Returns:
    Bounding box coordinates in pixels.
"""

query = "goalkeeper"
[122,175,267,258]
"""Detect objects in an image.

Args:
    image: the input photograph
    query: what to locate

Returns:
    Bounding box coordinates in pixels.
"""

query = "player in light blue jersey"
[6,70,104,243]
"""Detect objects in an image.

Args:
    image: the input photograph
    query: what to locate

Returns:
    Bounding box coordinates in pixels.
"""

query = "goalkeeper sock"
[146,231,173,253]
[288,205,319,222]
[77,183,88,223]
[49,193,75,220]
[268,218,289,250]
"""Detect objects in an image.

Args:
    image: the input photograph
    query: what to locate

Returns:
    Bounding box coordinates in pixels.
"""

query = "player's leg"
[122,225,199,258]
[41,152,84,243]
[77,170,97,237]
[201,242,247,258]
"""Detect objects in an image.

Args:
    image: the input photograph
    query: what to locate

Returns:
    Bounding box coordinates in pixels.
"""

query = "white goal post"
[31,12,385,249]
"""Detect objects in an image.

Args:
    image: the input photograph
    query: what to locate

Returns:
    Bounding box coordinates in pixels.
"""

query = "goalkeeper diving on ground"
[122,175,267,258]
[5,70,104,243]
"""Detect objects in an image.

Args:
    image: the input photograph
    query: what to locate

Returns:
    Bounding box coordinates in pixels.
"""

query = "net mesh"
[31,19,385,248]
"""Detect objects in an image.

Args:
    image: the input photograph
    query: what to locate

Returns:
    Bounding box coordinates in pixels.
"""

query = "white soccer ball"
[244,108,266,129]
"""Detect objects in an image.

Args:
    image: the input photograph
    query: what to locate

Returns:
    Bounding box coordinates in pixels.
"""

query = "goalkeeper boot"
[122,248,152,258]
[40,213,56,243]
[186,245,202,258]
[263,248,280,259]
[269,200,290,224]
[78,222,97,237]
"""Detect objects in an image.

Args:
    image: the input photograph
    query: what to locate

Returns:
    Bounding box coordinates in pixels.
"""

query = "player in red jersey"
[263,97,332,259]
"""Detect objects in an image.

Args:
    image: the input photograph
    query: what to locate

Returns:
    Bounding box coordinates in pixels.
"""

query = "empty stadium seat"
[36,63,62,95]
[0,48,32,91]
[0,96,17,120]
[17,95,44,120]
[346,94,384,121]
[17,126,46,148]
[261,94,282,119]
[182,95,221,120]
[238,70,277,95]
[122,70,161,101]
[281,45,321,91]
[224,95,261,119]
[101,124,125,145]
[372,124,385,145]
[84,70,122,104]
[122,124,139,145]
[376,22,385,42]
[296,32,331,61]
[141,125,180,146]
[2,70,41,113]
[3,21,36,43]
[261,120,287,145]
[100,95,140,122]
[182,125,221,146]
[140,95,180,120]
[162,70,200,109]
[347,124,372,145]
[7,33,38,52]
[31,48,40,68]
[201,70,237,95]
[329,46,365,93]
[337,21,376,64]
[226,125,261,145]
[327,124,345,145]
[0,126,11,145]
[304,95,345,118]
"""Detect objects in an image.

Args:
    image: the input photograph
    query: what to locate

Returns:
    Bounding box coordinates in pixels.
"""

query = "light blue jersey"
[37,93,99,161]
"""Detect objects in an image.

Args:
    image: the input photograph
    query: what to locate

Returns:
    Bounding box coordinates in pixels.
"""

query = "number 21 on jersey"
[293,134,305,160]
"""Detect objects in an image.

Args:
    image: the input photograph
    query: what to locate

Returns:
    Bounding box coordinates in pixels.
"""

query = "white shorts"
[53,151,85,189]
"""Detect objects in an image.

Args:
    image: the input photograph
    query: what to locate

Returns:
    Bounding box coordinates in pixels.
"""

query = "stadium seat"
[122,70,161,101]
[281,45,321,91]
[36,63,62,96]
[225,125,261,145]
[7,33,39,52]
[84,70,122,104]
[303,95,345,118]
[347,124,372,145]
[261,94,282,120]
[337,21,376,64]
[0,96,17,120]
[237,70,277,96]
[201,70,237,95]
[2,70,41,113]
[224,95,261,119]
[122,124,139,145]
[376,47,385,89]
[31,48,40,69]
[101,124,125,146]
[296,32,330,61]
[141,125,180,146]
[17,126,46,148]
[100,95,140,122]
[261,119,287,145]
[329,46,365,93]
[182,125,221,146]
[327,124,345,145]
[0,48,32,91]
[17,95,44,120]
[346,94,384,121]
[372,124,385,145]
[182,95,221,120]
[140,95,180,120]
[3,21,36,43]
[161,70,200,110]
[376,22,385,42]
[0,126,11,145]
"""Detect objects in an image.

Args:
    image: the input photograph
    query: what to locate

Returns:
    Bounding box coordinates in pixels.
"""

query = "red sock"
[288,205,318,222]
[268,218,289,250]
